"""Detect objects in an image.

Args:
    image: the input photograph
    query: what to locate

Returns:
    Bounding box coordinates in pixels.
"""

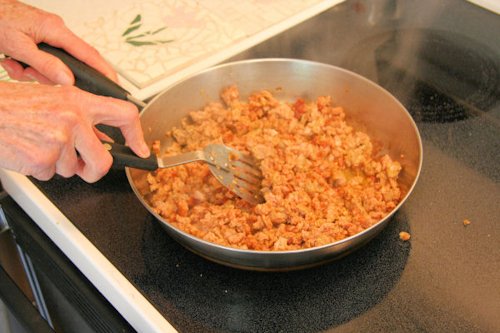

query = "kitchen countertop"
[1,0,499,332]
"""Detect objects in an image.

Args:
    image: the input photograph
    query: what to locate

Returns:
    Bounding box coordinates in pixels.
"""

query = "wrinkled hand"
[0,0,150,182]
[0,82,150,182]
[0,0,116,84]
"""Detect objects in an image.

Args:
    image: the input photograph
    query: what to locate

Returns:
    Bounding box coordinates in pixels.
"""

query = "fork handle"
[103,142,158,170]
[159,151,205,168]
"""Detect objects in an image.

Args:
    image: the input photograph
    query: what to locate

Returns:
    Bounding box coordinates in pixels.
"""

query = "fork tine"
[230,151,257,166]
[230,177,261,194]
[230,160,263,180]
[232,171,262,186]
[229,181,265,204]
[203,144,264,204]
[227,150,264,204]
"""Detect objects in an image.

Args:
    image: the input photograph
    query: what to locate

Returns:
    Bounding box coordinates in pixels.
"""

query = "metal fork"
[104,142,264,205]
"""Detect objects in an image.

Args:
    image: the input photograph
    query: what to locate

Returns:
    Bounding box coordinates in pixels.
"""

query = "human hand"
[0,82,150,182]
[0,0,117,85]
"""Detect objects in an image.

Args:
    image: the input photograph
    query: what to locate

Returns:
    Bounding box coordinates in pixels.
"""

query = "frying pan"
[38,45,423,271]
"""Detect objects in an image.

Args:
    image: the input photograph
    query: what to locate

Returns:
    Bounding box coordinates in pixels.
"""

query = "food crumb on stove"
[463,219,472,226]
[399,231,411,241]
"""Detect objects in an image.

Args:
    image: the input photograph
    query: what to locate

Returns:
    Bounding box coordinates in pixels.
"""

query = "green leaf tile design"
[122,14,173,47]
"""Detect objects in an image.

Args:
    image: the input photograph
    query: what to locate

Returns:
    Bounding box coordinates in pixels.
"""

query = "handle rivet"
[103,143,112,151]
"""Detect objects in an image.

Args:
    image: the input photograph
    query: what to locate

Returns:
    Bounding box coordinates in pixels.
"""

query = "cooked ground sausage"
[146,86,402,250]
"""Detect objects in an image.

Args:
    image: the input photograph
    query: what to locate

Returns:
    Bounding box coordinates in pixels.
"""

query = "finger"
[30,162,57,181]
[116,114,151,158]
[0,58,25,80]
[0,59,54,84]
[14,148,57,181]
[31,168,56,181]
[74,125,113,183]
[87,96,150,158]
[23,67,55,85]
[55,143,79,178]
[39,17,118,82]
[3,33,74,85]
[93,127,114,143]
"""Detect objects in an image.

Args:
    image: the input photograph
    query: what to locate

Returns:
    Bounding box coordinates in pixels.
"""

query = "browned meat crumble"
[146,86,402,250]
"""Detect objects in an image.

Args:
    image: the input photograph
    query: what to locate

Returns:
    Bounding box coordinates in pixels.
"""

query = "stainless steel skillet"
[39,45,423,271]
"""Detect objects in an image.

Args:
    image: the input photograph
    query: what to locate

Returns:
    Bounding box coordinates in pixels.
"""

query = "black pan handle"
[37,43,131,101]
[103,142,158,171]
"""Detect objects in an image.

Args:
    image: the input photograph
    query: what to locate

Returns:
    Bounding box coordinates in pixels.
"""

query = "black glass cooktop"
[31,0,500,332]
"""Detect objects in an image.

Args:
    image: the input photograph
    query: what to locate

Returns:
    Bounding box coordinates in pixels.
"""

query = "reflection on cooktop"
[134,211,411,333]
[346,29,500,123]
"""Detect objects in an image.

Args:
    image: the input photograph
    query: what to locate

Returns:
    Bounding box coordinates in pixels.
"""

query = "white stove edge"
[123,0,346,101]
[467,0,500,14]
[0,169,177,333]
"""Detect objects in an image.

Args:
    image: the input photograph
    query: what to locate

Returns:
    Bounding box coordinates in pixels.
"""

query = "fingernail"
[141,142,151,157]
[56,70,73,85]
